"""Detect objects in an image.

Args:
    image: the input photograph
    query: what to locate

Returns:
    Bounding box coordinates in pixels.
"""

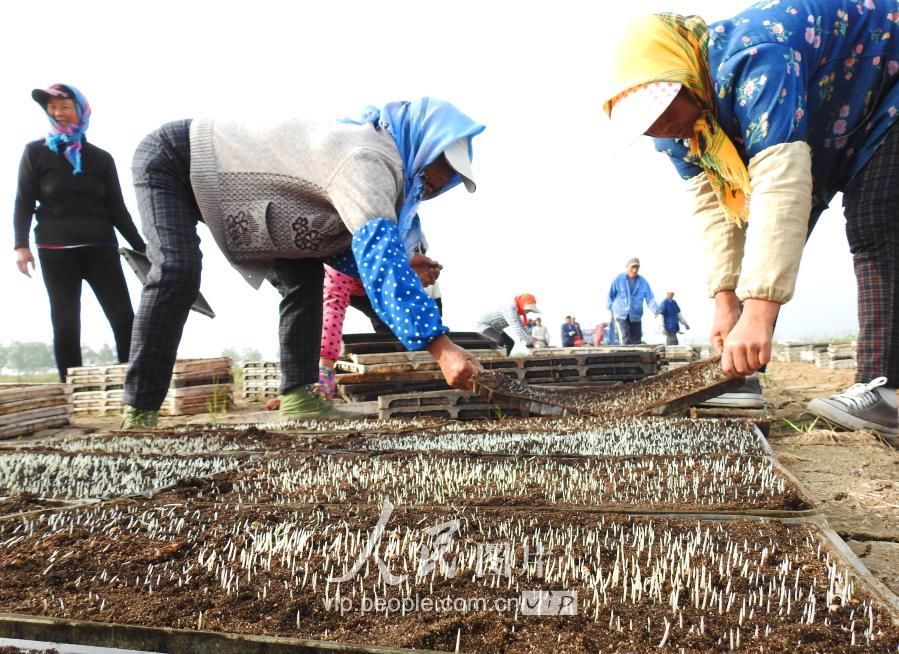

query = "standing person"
[477,294,540,355]
[13,84,146,382]
[606,257,659,345]
[560,315,579,347]
[572,316,585,346]
[658,291,690,345]
[120,97,485,428]
[601,2,899,436]
[593,321,608,346]
[531,316,550,348]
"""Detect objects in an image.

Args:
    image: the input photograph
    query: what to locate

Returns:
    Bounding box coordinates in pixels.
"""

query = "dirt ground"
[762,361,899,596]
[26,361,899,603]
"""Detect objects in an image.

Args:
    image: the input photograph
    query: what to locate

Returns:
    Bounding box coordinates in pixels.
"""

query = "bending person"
[13,83,145,382]
[477,294,540,355]
[121,98,484,427]
[602,3,899,437]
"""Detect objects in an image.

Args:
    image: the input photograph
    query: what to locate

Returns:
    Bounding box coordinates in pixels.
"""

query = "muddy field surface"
[763,361,899,596]
[0,503,896,653]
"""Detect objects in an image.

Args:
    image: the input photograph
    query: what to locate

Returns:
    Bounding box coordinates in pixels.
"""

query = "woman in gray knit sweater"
[120,98,485,428]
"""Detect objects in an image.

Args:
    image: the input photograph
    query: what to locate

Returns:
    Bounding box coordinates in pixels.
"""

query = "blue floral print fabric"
[655,0,899,200]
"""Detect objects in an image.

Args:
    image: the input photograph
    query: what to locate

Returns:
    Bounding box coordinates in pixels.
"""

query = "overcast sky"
[1,0,858,359]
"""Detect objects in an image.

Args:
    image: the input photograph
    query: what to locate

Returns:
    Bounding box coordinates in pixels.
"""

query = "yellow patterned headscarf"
[603,13,751,225]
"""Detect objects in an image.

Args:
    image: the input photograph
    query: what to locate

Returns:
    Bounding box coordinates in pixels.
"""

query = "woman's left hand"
[409,253,442,286]
[721,298,779,376]
[15,247,34,278]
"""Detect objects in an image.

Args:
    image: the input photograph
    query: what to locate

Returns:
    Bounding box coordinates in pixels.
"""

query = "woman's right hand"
[710,290,741,355]
[427,334,483,388]
[15,247,34,278]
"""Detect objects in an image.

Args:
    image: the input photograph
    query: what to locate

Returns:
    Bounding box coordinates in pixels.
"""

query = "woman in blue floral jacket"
[602,0,899,438]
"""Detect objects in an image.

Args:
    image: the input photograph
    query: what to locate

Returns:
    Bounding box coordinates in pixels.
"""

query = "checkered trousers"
[842,122,899,386]
[123,120,203,409]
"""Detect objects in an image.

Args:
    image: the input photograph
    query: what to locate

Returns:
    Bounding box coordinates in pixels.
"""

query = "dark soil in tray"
[0,493,69,517]
[157,451,813,513]
[0,503,894,652]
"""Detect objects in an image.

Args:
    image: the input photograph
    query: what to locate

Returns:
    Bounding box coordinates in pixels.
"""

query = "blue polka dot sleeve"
[323,249,360,278]
[351,217,448,351]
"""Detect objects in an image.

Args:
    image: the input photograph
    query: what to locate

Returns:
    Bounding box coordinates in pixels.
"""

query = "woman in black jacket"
[13,83,146,381]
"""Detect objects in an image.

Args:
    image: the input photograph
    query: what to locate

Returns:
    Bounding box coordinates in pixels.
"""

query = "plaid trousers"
[124,121,327,408]
[842,123,899,385]
[124,121,203,409]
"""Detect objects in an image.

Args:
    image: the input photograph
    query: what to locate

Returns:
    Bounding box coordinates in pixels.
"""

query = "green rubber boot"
[120,406,159,430]
[278,386,363,421]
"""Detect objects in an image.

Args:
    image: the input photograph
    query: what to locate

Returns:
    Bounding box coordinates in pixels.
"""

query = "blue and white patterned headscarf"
[39,83,91,175]
[343,97,485,254]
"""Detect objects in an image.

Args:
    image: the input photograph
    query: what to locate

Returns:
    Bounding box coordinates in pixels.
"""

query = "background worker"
[120,97,485,427]
[602,3,899,435]
[531,316,550,348]
[561,315,579,347]
[477,293,540,355]
[606,257,658,345]
[13,83,146,382]
[592,321,608,346]
[658,291,689,345]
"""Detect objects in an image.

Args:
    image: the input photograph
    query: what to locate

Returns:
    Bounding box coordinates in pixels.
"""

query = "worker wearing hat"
[120,98,485,428]
[607,257,658,345]
[14,83,145,383]
[601,4,899,440]
[477,293,541,356]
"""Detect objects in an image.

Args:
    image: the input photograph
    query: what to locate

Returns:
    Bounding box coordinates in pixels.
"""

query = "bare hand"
[721,298,779,377]
[409,253,442,287]
[15,247,35,278]
[710,291,741,355]
[427,335,483,388]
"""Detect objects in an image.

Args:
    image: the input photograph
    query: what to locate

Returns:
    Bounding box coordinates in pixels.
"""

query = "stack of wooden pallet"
[241,361,282,399]
[335,348,507,402]
[0,383,71,439]
[480,347,657,387]
[774,342,812,362]
[67,358,233,416]
[350,346,658,416]
[656,345,698,369]
[815,343,857,370]
[378,388,523,420]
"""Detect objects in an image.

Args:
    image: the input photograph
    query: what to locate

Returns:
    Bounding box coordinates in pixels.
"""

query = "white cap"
[443,138,476,192]
[609,81,682,143]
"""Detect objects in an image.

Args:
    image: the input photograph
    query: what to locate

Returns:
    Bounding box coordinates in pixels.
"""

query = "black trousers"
[38,247,134,382]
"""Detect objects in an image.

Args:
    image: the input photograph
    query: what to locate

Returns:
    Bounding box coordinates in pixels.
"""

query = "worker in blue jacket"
[607,257,659,345]
[658,291,690,345]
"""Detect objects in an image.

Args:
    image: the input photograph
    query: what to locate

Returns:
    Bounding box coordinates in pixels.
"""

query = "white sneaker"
[699,374,765,409]
[807,377,898,438]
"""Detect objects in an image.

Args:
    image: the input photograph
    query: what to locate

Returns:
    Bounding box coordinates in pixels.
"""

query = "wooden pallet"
[337,348,505,374]
[341,331,498,355]
[0,384,71,439]
[339,380,451,403]
[161,383,233,416]
[377,389,522,420]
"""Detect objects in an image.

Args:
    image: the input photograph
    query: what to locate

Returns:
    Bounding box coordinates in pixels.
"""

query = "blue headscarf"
[343,97,485,254]
[41,83,91,175]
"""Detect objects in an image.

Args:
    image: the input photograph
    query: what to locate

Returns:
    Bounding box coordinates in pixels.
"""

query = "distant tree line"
[220,347,264,364]
[0,342,267,374]
[0,342,118,374]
